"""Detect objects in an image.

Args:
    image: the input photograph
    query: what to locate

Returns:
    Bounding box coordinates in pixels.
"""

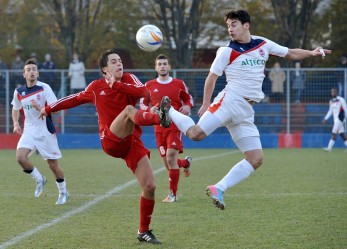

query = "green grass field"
[0,148,346,249]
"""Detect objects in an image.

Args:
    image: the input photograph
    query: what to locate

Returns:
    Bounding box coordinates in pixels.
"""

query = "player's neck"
[235,32,251,44]
[26,80,37,88]
[158,74,170,81]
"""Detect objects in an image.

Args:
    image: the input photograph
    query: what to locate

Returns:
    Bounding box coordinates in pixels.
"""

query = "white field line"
[0,150,237,249]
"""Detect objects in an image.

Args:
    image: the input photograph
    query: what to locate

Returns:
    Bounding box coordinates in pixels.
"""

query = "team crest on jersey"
[259,48,265,57]
[36,94,41,101]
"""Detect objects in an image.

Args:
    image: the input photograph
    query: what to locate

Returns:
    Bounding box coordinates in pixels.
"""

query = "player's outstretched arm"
[285,47,332,60]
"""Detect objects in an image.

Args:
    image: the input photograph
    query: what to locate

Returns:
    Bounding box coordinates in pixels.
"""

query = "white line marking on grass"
[0,150,237,249]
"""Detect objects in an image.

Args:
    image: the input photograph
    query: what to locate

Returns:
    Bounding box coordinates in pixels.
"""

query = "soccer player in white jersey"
[322,87,347,152]
[11,58,69,205]
[160,9,332,210]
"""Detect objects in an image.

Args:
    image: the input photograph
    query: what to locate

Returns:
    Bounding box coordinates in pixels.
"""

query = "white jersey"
[210,35,288,102]
[324,96,347,122]
[11,81,58,137]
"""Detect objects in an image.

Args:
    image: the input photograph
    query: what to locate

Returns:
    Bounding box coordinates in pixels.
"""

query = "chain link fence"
[1,68,346,134]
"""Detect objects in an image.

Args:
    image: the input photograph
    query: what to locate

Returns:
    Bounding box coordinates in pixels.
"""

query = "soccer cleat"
[162,191,178,203]
[137,230,162,244]
[159,96,172,128]
[183,156,192,177]
[322,147,332,152]
[34,176,46,198]
[205,185,225,210]
[56,192,69,205]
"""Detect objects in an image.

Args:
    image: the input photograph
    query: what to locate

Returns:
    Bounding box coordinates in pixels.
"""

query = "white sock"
[169,108,195,135]
[344,140,347,147]
[30,167,43,182]
[215,159,255,192]
[327,139,335,150]
[56,179,67,194]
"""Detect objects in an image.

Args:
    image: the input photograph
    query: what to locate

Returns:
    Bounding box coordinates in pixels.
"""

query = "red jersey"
[140,77,193,132]
[46,73,147,139]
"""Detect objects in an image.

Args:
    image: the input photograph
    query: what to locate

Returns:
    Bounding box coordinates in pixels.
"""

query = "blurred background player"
[322,87,347,152]
[162,9,331,210]
[11,58,68,205]
[140,54,193,203]
[39,49,169,244]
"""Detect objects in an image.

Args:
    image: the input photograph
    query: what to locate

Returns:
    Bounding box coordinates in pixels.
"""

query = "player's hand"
[38,108,48,120]
[179,105,191,115]
[150,103,159,114]
[198,103,209,117]
[105,70,115,88]
[13,123,22,135]
[322,119,327,124]
[30,99,40,111]
[313,47,332,59]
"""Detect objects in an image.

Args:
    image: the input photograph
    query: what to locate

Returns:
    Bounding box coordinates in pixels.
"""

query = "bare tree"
[40,0,104,64]
[271,0,320,49]
[152,0,204,68]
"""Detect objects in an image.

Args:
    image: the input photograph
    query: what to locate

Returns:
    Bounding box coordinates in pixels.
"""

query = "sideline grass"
[0,149,346,249]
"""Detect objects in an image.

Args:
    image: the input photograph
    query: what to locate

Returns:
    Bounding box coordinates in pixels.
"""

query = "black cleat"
[159,96,172,128]
[137,230,162,244]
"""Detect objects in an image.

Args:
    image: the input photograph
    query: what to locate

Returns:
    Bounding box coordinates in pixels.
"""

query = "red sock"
[177,158,188,168]
[134,111,160,126]
[139,196,155,233]
[169,169,180,195]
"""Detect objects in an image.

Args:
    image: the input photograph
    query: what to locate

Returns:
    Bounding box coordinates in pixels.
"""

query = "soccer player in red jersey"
[39,49,171,244]
[140,54,194,203]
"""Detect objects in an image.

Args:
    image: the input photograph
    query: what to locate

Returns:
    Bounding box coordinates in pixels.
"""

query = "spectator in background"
[269,61,285,102]
[41,53,56,86]
[68,52,86,94]
[0,56,8,96]
[30,52,41,69]
[336,56,347,97]
[11,55,25,86]
[291,61,306,104]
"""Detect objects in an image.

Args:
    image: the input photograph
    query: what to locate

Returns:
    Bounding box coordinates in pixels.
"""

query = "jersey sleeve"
[179,81,194,108]
[44,84,58,105]
[11,89,22,110]
[112,74,149,98]
[46,82,95,114]
[324,101,333,120]
[340,97,347,119]
[265,38,289,57]
[210,47,233,76]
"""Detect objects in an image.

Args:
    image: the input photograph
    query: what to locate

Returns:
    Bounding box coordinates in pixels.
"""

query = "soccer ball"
[136,25,163,52]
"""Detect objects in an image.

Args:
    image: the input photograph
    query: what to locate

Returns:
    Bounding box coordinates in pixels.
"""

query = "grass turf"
[0,148,346,249]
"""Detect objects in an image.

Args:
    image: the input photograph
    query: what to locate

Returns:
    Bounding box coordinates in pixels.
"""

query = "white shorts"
[332,120,345,134]
[198,91,260,141]
[17,132,62,160]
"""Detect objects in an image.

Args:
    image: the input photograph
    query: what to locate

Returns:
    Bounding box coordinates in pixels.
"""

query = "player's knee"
[16,154,27,164]
[187,126,206,141]
[143,182,156,194]
[124,105,135,115]
[249,155,263,169]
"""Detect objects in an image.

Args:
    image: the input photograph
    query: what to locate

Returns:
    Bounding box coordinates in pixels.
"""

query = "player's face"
[106,53,123,80]
[331,89,338,98]
[155,59,171,77]
[23,64,39,82]
[226,19,249,42]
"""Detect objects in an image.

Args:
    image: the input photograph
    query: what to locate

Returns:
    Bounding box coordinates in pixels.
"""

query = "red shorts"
[100,126,150,173]
[155,129,183,157]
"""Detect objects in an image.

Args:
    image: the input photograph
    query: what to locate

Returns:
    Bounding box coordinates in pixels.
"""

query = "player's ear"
[102,67,107,75]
